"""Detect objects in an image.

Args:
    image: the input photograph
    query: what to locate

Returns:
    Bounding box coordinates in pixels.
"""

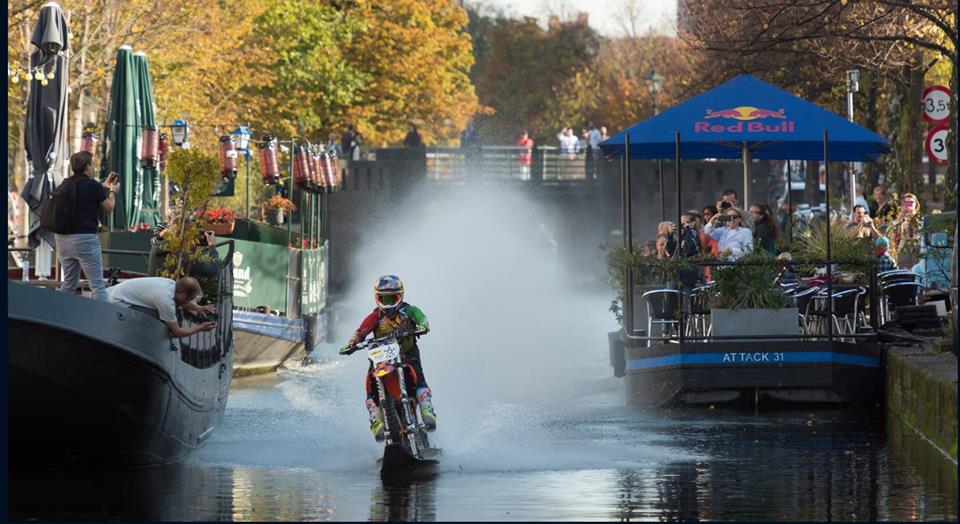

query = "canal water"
[9,188,957,520]
[9,291,958,521]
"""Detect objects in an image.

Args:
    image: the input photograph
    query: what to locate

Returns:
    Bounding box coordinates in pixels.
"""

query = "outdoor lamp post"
[171,119,189,147]
[646,68,667,221]
[80,129,98,160]
[846,69,861,208]
[231,125,253,218]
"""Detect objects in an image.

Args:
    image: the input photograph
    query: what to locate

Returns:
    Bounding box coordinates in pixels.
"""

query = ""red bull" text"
[695,106,794,134]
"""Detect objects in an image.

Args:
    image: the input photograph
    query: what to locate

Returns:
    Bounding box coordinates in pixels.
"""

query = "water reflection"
[369,474,438,522]
[609,408,956,522]
[8,409,956,521]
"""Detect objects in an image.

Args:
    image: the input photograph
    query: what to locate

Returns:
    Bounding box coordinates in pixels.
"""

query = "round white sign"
[922,86,951,124]
[925,126,949,164]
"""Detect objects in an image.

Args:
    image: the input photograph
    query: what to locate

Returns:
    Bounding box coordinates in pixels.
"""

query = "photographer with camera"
[665,213,702,304]
[704,206,754,261]
[54,152,119,301]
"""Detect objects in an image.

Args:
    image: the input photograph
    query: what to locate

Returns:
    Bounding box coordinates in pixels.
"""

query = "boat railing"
[8,239,236,370]
[622,256,882,346]
[177,239,235,370]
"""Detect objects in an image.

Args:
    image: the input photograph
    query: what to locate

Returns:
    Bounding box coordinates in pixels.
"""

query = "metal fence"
[425,146,600,181]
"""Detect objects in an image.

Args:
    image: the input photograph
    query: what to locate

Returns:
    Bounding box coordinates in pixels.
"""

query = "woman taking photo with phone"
[56,151,119,301]
[703,205,754,261]
[891,193,922,271]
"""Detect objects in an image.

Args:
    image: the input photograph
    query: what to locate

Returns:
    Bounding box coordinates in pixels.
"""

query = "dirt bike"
[340,327,439,473]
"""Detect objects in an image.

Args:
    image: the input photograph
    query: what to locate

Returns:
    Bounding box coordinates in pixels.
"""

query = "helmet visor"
[378,292,400,306]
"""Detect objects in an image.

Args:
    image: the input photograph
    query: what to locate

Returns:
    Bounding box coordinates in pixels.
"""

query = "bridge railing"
[424,145,598,181]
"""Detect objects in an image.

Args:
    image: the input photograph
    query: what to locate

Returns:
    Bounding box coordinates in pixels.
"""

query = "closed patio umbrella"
[20,1,70,249]
[133,51,160,226]
[100,45,140,230]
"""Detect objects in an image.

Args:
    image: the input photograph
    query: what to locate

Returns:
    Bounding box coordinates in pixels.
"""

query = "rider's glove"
[415,323,429,335]
[339,343,355,355]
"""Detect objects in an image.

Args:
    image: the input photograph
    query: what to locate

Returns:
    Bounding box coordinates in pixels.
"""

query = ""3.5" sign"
[922,85,951,125]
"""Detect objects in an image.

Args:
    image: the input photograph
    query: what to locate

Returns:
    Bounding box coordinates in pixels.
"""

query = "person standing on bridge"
[516,131,534,180]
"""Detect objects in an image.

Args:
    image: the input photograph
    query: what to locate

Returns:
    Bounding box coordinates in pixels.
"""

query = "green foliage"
[246,0,367,136]
[161,148,222,279]
[709,249,785,310]
[788,219,875,279]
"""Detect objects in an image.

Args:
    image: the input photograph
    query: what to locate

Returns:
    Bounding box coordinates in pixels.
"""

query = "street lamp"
[171,119,189,147]
[646,69,665,115]
[846,70,861,209]
[230,125,254,219]
[646,68,667,220]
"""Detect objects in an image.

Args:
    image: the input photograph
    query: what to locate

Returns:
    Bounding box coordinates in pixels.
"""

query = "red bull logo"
[695,106,794,134]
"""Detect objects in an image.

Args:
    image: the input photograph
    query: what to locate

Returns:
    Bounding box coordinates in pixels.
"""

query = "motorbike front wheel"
[381,396,403,444]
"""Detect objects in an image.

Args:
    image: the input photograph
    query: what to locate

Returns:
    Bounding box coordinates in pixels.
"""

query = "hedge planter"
[711,308,800,339]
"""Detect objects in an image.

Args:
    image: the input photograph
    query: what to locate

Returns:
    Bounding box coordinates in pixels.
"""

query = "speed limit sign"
[922,86,951,124]
[925,126,949,164]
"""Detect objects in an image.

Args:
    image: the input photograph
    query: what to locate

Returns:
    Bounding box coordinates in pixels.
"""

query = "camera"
[716,215,731,223]
[720,201,733,210]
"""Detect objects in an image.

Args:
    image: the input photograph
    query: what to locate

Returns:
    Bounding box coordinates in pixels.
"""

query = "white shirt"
[108,277,178,322]
[703,223,754,260]
[557,133,579,154]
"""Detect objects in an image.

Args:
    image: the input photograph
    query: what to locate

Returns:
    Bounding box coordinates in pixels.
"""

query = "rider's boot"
[416,387,437,431]
[366,399,385,442]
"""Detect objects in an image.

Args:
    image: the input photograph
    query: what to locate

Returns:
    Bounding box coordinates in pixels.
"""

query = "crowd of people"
[637,183,931,298]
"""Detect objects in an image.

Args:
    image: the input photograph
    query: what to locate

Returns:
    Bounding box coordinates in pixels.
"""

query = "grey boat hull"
[8,282,233,467]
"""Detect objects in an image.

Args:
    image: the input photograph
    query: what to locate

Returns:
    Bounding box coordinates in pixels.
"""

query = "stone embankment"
[886,346,958,463]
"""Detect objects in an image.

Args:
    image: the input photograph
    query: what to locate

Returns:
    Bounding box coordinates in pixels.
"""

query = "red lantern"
[158,133,169,168]
[259,136,280,184]
[219,136,238,179]
[307,149,320,192]
[80,131,98,161]
[292,144,310,187]
[322,151,337,192]
[140,126,160,168]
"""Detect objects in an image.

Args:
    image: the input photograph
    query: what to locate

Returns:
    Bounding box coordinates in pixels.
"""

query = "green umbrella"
[133,51,160,226]
[100,45,141,230]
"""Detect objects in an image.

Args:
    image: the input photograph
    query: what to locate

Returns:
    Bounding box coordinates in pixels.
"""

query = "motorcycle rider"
[342,275,436,441]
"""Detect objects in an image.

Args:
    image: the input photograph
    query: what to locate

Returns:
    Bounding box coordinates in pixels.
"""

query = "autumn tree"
[468,10,601,144]
[682,0,958,207]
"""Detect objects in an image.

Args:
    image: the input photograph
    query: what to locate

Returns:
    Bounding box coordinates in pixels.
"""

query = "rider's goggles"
[377,292,400,306]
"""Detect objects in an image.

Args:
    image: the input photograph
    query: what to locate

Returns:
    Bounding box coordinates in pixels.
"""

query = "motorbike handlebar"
[340,327,428,355]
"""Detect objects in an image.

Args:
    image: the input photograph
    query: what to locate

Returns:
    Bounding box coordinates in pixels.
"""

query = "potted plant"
[200,207,237,235]
[262,194,296,226]
[708,249,797,338]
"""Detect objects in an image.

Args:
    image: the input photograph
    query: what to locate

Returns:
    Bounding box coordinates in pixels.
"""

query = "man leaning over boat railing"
[107,276,217,338]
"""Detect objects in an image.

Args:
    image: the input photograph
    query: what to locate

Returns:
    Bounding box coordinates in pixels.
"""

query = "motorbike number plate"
[368,342,401,364]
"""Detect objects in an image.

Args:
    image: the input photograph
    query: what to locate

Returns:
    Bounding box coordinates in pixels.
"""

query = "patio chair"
[881,282,924,325]
[642,289,680,347]
[686,284,714,339]
[805,288,859,341]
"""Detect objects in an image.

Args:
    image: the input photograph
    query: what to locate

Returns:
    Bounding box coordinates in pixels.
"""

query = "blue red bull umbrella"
[599,74,889,161]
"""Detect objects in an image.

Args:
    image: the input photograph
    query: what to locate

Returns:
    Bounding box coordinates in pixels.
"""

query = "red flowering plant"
[195,208,237,224]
